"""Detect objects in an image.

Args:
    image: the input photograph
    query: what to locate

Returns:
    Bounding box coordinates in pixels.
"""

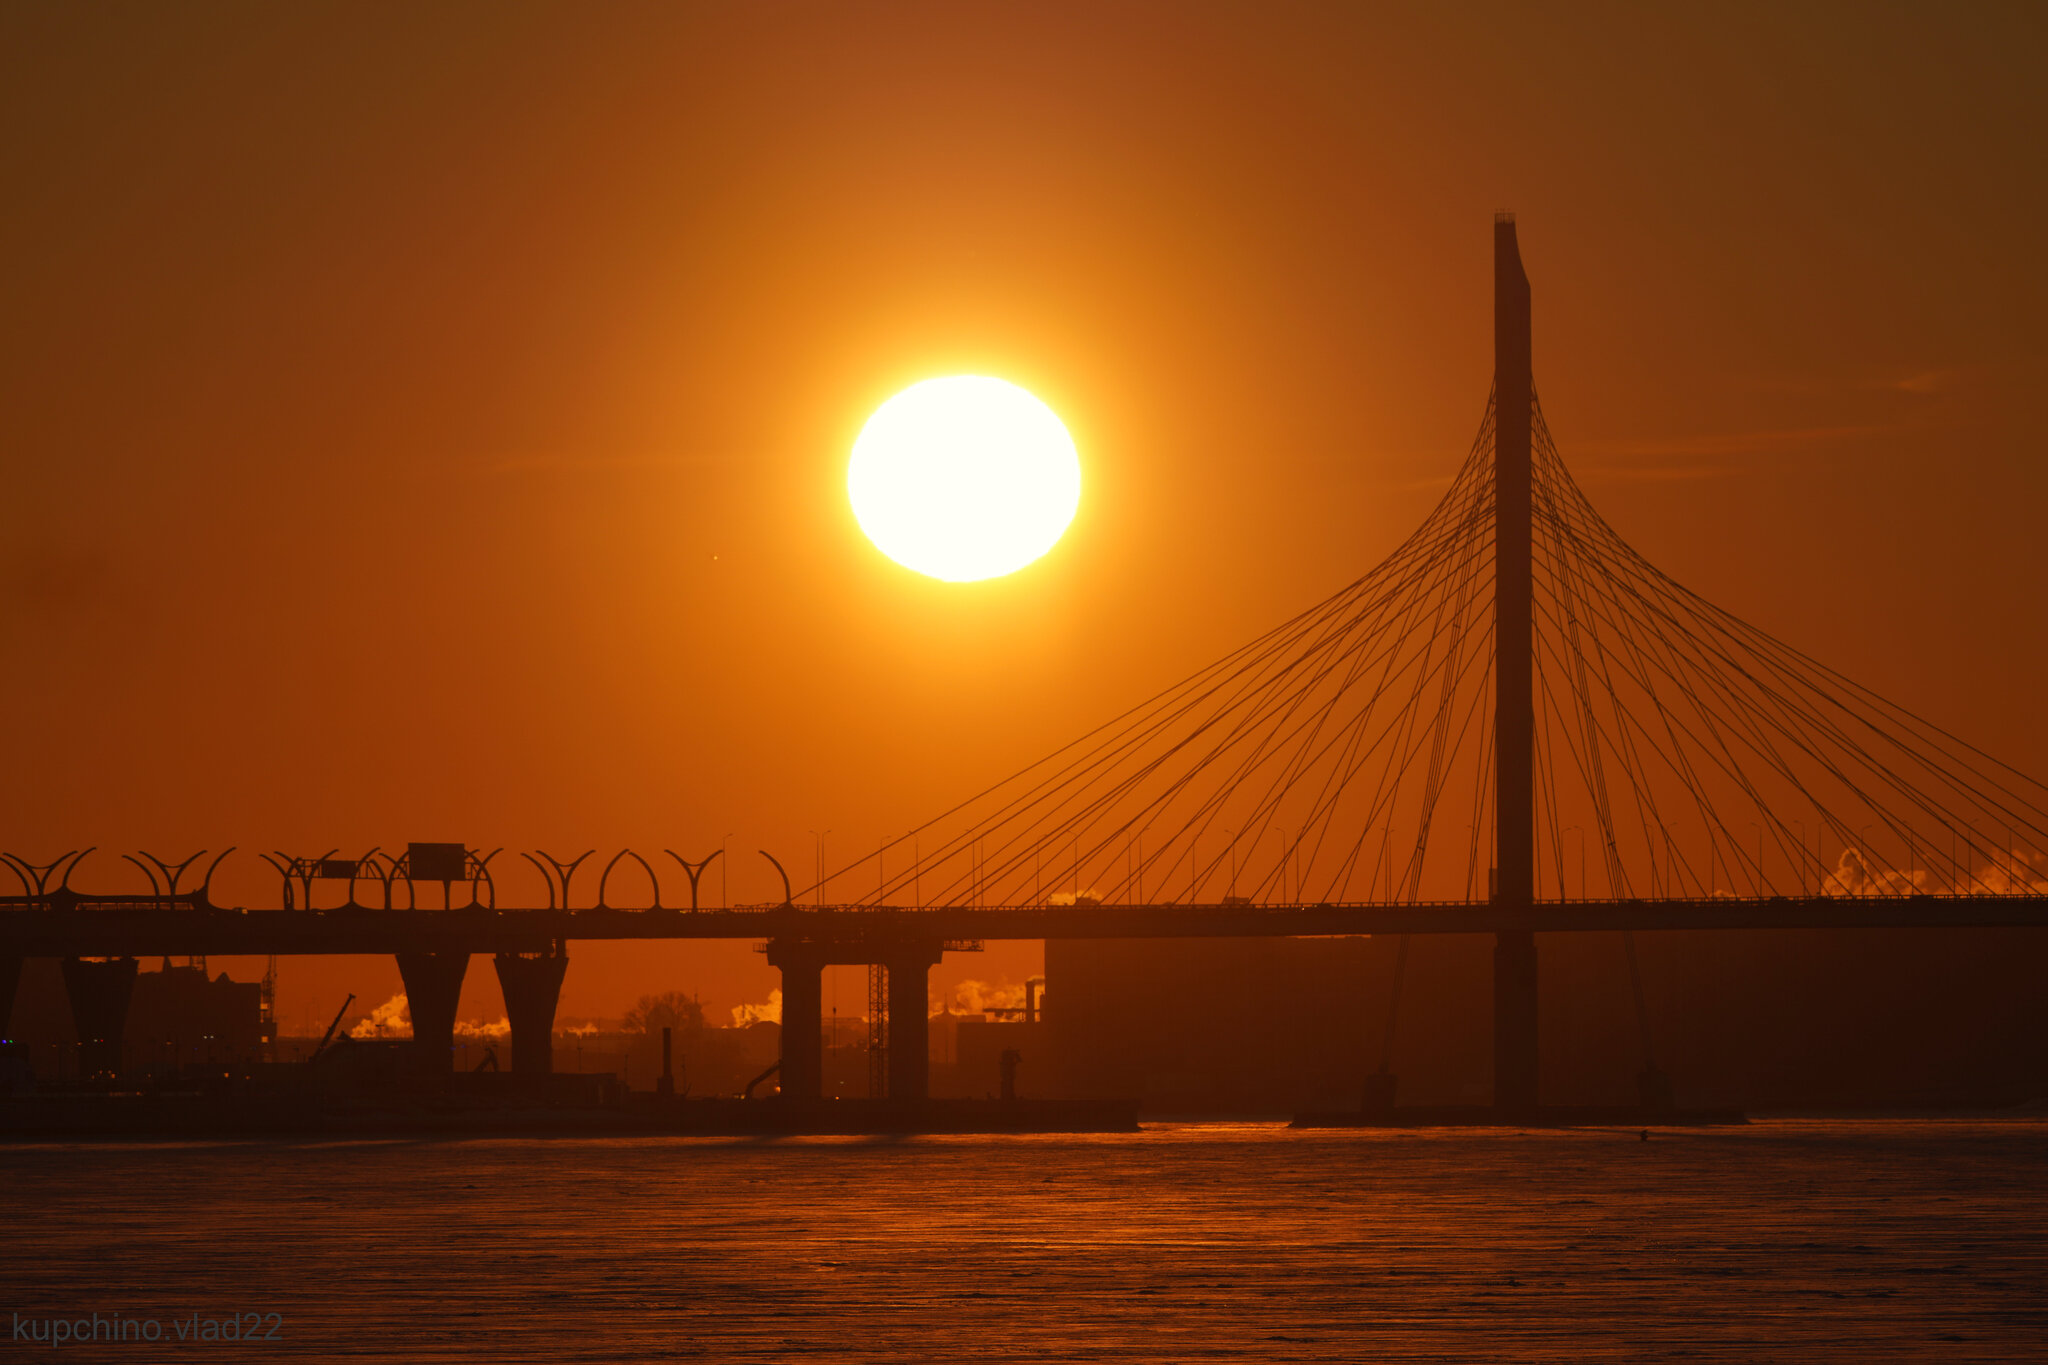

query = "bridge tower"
[1492,214,1540,1113]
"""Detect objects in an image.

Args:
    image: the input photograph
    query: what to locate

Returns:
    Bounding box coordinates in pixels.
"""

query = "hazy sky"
[4,2,2044,1027]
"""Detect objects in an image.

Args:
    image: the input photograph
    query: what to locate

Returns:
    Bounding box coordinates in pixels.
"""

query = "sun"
[848,376,1081,582]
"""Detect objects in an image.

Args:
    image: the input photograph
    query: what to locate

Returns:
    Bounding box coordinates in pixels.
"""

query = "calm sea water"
[5,1120,2045,1361]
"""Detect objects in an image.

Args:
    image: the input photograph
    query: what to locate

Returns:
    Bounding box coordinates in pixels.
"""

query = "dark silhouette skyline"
[6,5,2048,1040]
[9,220,2048,1123]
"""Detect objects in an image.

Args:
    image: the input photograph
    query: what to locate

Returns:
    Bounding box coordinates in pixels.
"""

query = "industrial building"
[3,957,267,1079]
[1041,931,2048,1114]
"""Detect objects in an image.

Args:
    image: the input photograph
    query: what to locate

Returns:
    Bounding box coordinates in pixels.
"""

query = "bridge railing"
[6,887,2045,918]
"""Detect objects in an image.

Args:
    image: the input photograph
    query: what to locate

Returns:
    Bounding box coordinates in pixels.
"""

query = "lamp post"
[810,829,830,907]
[1257,828,1280,902]
[1384,825,1396,903]
[1563,825,1585,900]
[722,833,733,907]
[1793,820,1806,896]
[1747,822,1763,897]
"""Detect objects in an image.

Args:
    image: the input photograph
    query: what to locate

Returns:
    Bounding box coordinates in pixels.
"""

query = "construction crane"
[308,993,354,1062]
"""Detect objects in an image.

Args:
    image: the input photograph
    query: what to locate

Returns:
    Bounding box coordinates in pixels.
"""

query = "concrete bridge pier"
[494,944,568,1075]
[885,941,944,1102]
[396,951,469,1076]
[0,955,21,1040]
[765,941,824,1101]
[60,956,138,1078]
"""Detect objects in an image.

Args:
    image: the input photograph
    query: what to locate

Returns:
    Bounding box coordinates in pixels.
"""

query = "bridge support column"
[396,951,469,1076]
[494,945,568,1076]
[1493,931,1538,1113]
[60,957,138,1079]
[885,942,944,1103]
[1491,215,1540,1116]
[764,941,824,1101]
[0,955,21,1040]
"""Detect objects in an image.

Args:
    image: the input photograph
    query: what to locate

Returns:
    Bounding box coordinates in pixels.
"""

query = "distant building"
[1044,931,2048,1113]
[1046,937,1381,1113]
[3,958,265,1077]
[128,960,266,1069]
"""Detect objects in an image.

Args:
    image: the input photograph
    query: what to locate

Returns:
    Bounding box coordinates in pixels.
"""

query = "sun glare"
[848,376,1081,582]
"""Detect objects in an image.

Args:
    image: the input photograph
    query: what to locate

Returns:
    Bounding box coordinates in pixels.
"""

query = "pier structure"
[57,956,137,1080]
[766,932,959,1101]
[495,945,569,1076]
[394,951,468,1077]
[1,956,20,1047]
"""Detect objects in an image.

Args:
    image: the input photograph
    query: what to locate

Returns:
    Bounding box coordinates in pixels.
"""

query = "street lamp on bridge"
[810,830,831,908]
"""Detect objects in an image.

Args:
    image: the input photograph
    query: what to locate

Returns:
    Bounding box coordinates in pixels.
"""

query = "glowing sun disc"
[849,376,1080,582]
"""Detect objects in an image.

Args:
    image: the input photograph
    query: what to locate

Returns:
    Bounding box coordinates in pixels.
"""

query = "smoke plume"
[347,994,410,1038]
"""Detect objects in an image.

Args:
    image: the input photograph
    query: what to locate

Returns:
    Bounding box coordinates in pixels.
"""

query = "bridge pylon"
[1493,214,1540,1113]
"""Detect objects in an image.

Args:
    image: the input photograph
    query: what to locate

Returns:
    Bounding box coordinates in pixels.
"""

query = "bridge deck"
[4,895,2047,956]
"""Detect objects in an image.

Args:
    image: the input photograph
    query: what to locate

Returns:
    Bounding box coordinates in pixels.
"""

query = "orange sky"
[4,3,2045,1030]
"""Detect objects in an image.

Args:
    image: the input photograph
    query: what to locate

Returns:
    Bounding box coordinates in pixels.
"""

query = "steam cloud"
[937,978,1044,1018]
[1821,847,1926,897]
[344,994,510,1039]
[1818,845,2048,897]
[947,979,1025,1014]
[1965,845,2048,896]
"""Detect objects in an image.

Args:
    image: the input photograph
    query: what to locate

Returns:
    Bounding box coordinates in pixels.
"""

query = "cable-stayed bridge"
[9,217,2048,1108]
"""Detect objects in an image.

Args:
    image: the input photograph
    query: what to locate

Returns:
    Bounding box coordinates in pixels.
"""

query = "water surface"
[5,1120,2044,1360]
